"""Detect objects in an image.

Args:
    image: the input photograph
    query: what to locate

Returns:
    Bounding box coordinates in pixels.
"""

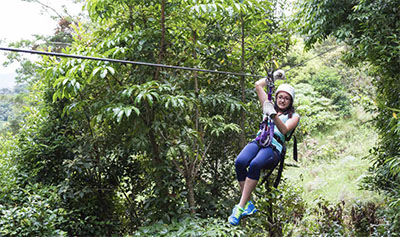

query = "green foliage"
[309,66,351,116]
[293,198,388,236]
[0,136,67,236]
[295,2,400,231]
[0,184,68,237]
[350,201,382,236]
[247,181,307,236]
[8,0,295,235]
[0,89,29,135]
[0,101,12,121]
[312,199,347,235]
[133,217,246,237]
[293,83,338,137]
[379,197,400,235]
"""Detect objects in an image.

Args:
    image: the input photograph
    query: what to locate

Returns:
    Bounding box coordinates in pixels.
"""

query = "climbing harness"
[255,69,285,147]
[251,67,298,189]
[260,123,297,189]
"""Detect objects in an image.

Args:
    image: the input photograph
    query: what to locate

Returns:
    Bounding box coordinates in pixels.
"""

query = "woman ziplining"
[228,70,300,226]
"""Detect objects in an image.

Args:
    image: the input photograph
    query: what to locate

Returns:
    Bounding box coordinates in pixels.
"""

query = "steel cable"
[0,46,267,78]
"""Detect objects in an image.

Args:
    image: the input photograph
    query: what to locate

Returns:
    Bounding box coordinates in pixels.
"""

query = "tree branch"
[193,138,213,178]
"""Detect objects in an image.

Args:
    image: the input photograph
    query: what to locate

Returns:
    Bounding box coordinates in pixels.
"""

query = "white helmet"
[276,84,295,101]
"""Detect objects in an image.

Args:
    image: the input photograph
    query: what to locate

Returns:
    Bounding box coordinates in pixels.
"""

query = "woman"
[228,79,300,226]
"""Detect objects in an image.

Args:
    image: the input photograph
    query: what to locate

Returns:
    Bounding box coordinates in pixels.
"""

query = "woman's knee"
[247,162,262,180]
[235,156,248,170]
[248,160,264,173]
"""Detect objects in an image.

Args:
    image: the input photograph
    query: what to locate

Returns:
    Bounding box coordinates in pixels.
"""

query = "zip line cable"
[0,46,266,78]
[285,46,340,72]
[0,45,340,77]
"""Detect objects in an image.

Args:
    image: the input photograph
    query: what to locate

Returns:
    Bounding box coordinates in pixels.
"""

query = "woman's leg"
[239,181,245,193]
[235,141,260,183]
[238,146,279,208]
[239,178,258,208]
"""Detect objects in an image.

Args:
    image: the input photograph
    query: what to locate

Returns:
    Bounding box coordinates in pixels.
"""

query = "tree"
[295,0,400,230]
[14,0,293,234]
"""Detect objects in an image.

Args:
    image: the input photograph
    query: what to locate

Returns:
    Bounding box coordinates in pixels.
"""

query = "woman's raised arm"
[255,78,267,107]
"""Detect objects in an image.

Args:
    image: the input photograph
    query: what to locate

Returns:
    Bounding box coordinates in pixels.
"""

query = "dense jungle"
[0,0,399,236]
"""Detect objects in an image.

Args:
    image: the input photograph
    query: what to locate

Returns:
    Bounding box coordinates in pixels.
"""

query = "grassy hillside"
[286,105,382,206]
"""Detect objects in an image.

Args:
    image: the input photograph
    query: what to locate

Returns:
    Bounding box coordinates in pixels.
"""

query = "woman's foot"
[242,200,258,216]
[228,205,244,226]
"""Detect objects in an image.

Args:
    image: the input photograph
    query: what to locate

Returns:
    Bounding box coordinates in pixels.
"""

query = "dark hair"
[274,95,295,118]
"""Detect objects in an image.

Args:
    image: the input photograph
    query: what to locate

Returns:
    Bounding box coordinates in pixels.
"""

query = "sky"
[0,0,84,89]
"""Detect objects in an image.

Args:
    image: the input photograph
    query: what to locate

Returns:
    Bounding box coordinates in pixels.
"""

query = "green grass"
[285,107,383,206]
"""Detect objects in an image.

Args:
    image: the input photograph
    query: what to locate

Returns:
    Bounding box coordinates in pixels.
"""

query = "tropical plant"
[11,0,294,234]
[295,0,400,231]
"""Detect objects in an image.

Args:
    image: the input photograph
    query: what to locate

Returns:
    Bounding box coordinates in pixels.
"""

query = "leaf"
[146,94,154,107]
[100,68,108,79]
[135,92,144,104]
[107,66,115,75]
[52,91,60,102]
[116,110,124,123]
[124,107,132,118]
[131,106,140,116]
[92,67,101,77]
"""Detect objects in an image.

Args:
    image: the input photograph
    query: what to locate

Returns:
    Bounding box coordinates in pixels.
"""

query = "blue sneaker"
[228,205,244,226]
[242,200,258,217]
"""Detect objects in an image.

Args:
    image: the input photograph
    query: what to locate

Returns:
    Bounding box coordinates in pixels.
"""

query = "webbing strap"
[293,135,298,162]
[273,148,286,188]
[260,129,297,189]
[285,123,298,162]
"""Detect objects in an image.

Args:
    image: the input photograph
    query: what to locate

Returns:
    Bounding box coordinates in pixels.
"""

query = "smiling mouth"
[278,103,287,108]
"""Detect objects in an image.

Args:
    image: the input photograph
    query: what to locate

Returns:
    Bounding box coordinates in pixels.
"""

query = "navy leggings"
[235,141,280,181]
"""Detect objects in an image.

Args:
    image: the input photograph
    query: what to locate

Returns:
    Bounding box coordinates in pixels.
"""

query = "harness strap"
[274,147,286,188]
[258,105,299,188]
[293,135,298,162]
[260,129,297,188]
[285,126,298,162]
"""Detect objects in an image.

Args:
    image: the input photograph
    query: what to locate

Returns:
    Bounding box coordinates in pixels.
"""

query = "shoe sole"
[242,208,258,216]
[228,217,240,226]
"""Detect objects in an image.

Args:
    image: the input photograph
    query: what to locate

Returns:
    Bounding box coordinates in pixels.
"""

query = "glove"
[263,101,277,118]
[273,69,285,81]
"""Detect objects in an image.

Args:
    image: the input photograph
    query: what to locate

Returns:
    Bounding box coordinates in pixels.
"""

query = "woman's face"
[276,91,292,110]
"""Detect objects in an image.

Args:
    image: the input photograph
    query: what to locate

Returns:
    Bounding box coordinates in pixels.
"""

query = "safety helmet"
[276,84,295,101]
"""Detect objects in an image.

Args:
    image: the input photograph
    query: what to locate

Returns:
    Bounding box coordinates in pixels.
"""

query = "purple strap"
[256,83,274,147]
[267,85,274,146]
[268,86,273,101]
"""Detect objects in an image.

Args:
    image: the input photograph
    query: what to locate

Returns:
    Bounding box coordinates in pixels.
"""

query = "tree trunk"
[186,174,196,215]
[239,11,246,147]
[154,0,166,81]
[192,30,199,132]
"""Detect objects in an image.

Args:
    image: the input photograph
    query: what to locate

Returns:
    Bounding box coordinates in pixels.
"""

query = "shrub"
[0,184,68,236]
[310,66,351,116]
[293,83,338,138]
[296,199,347,236]
[0,135,67,236]
[246,180,307,236]
[133,217,246,236]
[350,201,382,236]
